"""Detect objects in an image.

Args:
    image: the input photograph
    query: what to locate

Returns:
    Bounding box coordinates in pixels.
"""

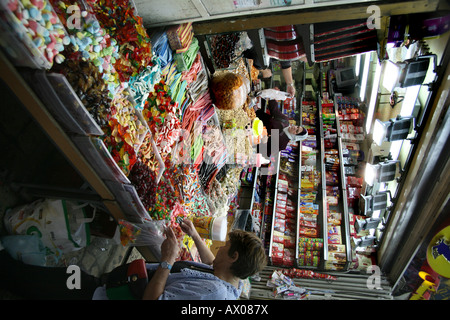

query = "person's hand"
[160,227,179,264]
[286,84,296,97]
[179,219,197,238]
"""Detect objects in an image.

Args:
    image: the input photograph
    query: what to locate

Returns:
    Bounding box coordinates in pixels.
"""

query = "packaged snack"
[211,72,249,110]
[299,220,316,228]
[272,242,284,254]
[284,236,296,249]
[328,244,346,253]
[274,219,286,233]
[328,234,342,244]
[277,193,287,202]
[273,231,285,243]
[299,226,318,237]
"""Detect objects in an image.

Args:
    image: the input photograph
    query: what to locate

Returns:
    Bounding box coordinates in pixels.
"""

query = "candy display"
[4,0,365,290]
[52,56,112,128]
[267,270,310,300]
[1,0,69,68]
[85,0,153,82]
[50,0,121,96]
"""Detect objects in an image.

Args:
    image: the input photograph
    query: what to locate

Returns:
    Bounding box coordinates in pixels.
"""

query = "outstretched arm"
[142,227,179,300]
[180,219,215,265]
[282,67,296,97]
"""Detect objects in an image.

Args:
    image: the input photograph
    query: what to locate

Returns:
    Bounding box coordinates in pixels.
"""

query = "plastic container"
[46,73,105,135]
[23,70,104,136]
[104,181,151,223]
[0,1,62,69]
[192,216,227,241]
[0,2,50,69]
[72,136,130,184]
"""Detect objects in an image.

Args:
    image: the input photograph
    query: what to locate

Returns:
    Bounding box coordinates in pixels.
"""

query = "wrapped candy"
[3,0,69,68]
[85,0,153,82]
[279,268,337,281]
[118,219,166,261]
[142,81,181,160]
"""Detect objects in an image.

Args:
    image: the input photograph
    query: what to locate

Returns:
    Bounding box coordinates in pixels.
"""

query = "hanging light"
[382,54,436,92]
[372,115,415,146]
[360,191,392,216]
[364,160,399,186]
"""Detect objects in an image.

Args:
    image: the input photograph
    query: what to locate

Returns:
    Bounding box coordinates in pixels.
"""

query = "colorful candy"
[4,0,68,67]
[84,0,153,82]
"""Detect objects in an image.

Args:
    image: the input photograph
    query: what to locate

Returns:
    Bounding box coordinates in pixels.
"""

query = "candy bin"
[0,0,69,69]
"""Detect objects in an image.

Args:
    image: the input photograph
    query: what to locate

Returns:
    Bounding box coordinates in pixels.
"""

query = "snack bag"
[211,72,249,110]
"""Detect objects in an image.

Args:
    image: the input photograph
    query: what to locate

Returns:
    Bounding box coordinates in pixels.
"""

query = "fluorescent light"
[382,60,401,92]
[389,140,403,161]
[359,52,371,101]
[355,54,361,77]
[365,163,378,186]
[373,119,388,146]
[400,85,420,116]
[366,60,382,134]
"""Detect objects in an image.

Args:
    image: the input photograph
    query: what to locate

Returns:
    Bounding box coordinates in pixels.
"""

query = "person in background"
[256,98,308,158]
[243,46,296,97]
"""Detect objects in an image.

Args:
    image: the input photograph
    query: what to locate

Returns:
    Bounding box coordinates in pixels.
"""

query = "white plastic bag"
[1,235,47,266]
[256,89,291,101]
[4,199,94,257]
[116,219,167,261]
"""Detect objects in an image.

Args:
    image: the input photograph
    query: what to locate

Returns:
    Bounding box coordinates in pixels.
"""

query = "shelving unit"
[241,61,363,272]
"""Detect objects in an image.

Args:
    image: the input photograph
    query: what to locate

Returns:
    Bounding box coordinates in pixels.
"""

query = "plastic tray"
[46,73,105,135]
[105,181,151,223]
[72,136,130,184]
[23,71,104,136]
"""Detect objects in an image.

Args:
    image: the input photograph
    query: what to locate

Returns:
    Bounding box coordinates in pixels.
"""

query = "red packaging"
[282,255,295,267]
[274,220,286,233]
[275,211,286,220]
[300,220,317,228]
[272,242,284,254]
[284,236,296,248]
[277,193,287,202]
[273,231,285,243]
[272,251,284,259]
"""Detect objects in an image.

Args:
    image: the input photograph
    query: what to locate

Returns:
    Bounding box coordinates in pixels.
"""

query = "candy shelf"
[72,136,131,185]
[23,70,104,136]
[104,181,152,223]
[262,90,355,271]
[0,50,126,222]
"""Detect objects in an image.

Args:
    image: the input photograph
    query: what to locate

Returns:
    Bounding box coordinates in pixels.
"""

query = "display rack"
[255,81,355,271]
[0,51,161,260]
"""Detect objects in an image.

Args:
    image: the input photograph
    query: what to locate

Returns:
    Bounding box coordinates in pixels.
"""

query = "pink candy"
[7,0,67,67]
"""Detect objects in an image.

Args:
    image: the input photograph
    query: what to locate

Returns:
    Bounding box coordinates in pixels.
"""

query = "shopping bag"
[256,89,291,101]
[0,235,47,266]
[4,199,94,257]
